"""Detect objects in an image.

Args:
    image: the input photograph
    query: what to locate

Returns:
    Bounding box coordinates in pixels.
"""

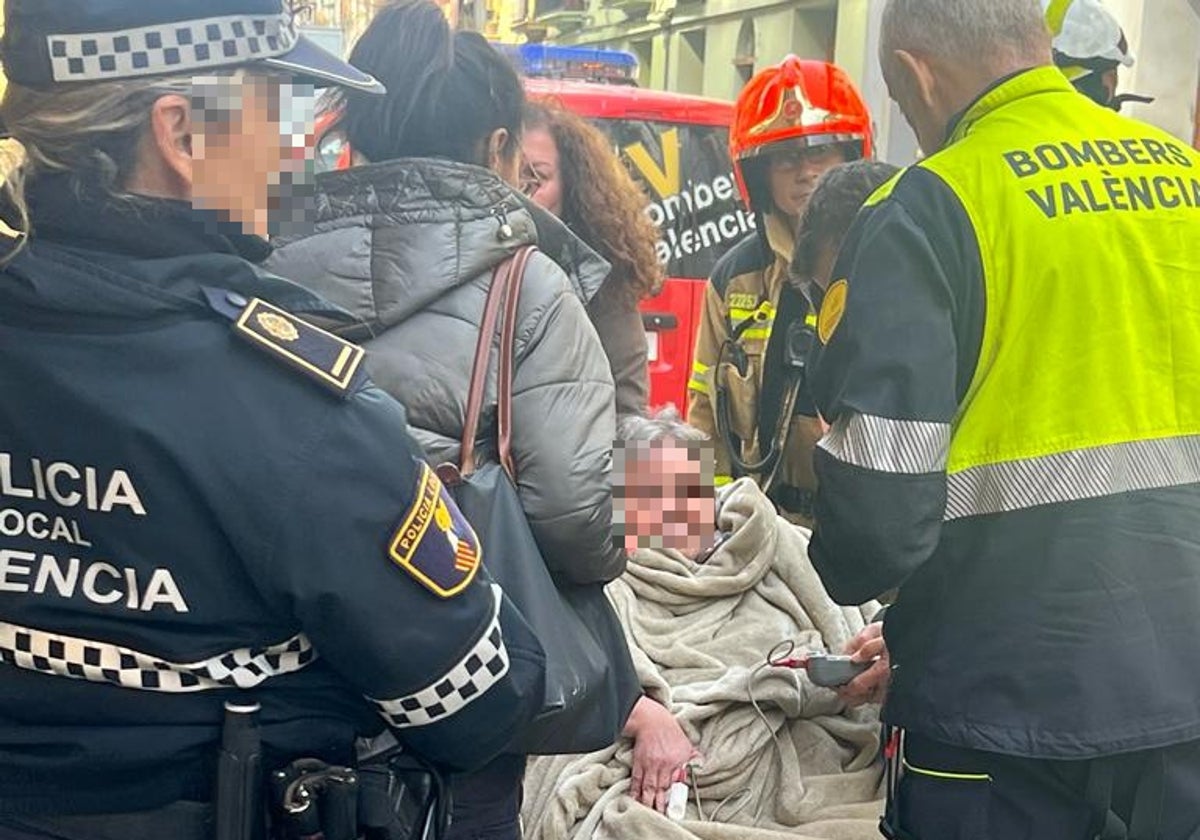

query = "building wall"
[1103,0,1200,145]
[521,0,1197,154]
[549,0,842,102]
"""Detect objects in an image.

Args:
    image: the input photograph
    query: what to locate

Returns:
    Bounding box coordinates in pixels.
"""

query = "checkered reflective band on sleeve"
[944,434,1200,521]
[0,620,315,692]
[47,13,298,83]
[370,584,509,729]
[818,413,951,475]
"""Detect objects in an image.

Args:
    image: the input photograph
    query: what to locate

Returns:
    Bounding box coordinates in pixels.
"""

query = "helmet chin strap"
[1109,92,1155,112]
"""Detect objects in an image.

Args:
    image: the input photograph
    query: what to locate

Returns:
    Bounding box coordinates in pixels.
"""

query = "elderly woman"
[522,408,885,840]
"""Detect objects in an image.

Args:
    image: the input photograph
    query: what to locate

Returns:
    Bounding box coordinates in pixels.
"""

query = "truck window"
[591,119,753,281]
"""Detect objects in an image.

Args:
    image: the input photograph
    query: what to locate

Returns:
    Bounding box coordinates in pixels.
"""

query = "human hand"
[837,621,890,707]
[626,697,700,813]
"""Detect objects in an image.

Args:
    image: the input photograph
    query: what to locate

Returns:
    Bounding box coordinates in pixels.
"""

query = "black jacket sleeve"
[255,386,546,771]
[807,168,985,605]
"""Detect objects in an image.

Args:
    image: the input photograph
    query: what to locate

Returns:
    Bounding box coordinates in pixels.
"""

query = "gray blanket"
[522,479,885,839]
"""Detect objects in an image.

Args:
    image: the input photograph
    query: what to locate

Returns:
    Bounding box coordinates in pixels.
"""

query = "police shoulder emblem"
[233,298,366,398]
[817,278,848,344]
[388,463,481,599]
[257,312,299,342]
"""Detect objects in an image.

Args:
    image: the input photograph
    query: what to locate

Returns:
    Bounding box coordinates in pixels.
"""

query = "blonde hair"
[0,74,199,259]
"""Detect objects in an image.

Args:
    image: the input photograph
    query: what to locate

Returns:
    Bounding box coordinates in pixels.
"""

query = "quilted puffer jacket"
[268,157,625,584]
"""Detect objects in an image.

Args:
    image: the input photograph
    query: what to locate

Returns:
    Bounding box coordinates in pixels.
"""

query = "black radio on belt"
[785,320,819,418]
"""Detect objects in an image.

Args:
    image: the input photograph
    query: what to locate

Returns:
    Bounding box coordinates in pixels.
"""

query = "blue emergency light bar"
[498,43,639,84]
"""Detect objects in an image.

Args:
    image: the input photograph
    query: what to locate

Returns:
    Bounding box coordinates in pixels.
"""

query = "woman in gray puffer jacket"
[268,4,633,838]
[270,28,623,590]
[272,158,624,584]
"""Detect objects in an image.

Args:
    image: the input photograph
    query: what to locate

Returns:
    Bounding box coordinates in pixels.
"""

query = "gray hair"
[617,407,709,444]
[881,0,1051,67]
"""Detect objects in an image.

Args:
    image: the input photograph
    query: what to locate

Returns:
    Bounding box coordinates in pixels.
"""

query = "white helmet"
[1042,0,1134,80]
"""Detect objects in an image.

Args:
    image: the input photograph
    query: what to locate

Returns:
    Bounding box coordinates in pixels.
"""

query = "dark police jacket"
[0,176,545,815]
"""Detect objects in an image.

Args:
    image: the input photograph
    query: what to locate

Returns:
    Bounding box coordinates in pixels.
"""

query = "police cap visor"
[0,0,384,93]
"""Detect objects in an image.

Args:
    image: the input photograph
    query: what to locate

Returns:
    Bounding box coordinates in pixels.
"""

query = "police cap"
[0,0,384,93]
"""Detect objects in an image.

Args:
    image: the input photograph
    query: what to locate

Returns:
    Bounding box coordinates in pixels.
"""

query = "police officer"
[686,57,872,526]
[808,0,1200,837]
[0,1,545,836]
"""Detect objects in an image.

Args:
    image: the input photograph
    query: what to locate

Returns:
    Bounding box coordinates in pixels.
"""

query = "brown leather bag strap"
[459,253,518,476]
[496,246,536,480]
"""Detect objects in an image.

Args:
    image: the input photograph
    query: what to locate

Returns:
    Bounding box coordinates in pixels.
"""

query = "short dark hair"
[790,159,901,285]
[329,0,524,167]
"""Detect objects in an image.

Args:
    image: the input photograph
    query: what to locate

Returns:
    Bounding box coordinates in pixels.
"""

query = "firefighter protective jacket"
[688,212,824,524]
[809,66,1200,758]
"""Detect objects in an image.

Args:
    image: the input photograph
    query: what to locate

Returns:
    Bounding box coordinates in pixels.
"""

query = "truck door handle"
[642,312,678,331]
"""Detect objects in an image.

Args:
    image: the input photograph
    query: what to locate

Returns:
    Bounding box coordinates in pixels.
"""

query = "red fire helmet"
[730,56,873,206]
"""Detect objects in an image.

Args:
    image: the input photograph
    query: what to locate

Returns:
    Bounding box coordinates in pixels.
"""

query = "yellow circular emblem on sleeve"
[817,279,849,344]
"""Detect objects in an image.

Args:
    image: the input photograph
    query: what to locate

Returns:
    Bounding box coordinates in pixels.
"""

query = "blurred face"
[191,72,315,238]
[521,126,563,217]
[767,144,848,221]
[614,439,716,559]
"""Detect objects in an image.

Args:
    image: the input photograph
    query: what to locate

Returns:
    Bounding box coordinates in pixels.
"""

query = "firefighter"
[1043,0,1154,110]
[809,0,1200,837]
[686,57,872,526]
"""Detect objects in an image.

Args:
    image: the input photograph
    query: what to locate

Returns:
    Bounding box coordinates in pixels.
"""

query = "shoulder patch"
[388,463,481,599]
[233,298,366,398]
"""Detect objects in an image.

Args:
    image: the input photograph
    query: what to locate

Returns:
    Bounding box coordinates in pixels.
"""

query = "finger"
[843,661,889,701]
[850,636,886,663]
[639,776,657,809]
[654,775,672,814]
[630,773,644,804]
[842,621,883,655]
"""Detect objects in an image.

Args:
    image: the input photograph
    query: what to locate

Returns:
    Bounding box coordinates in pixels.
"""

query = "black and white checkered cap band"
[0,619,315,692]
[370,584,510,729]
[47,13,298,84]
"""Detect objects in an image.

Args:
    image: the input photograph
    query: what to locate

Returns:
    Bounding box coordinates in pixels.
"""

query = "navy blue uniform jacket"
[0,176,545,815]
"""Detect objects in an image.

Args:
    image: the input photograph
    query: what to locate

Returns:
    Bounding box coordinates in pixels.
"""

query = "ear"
[147,94,194,192]
[488,127,510,169]
[1101,68,1119,103]
[893,48,937,111]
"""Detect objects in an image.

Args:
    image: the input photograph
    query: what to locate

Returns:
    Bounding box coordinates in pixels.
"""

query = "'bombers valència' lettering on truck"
[0,452,189,613]
[622,127,754,269]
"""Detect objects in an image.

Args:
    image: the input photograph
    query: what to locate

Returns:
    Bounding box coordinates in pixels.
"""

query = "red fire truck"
[315,46,741,412]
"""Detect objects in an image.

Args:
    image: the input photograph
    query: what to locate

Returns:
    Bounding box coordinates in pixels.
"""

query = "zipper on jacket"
[493,205,514,241]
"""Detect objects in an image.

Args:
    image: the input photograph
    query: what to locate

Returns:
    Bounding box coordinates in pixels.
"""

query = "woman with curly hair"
[522,101,663,417]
